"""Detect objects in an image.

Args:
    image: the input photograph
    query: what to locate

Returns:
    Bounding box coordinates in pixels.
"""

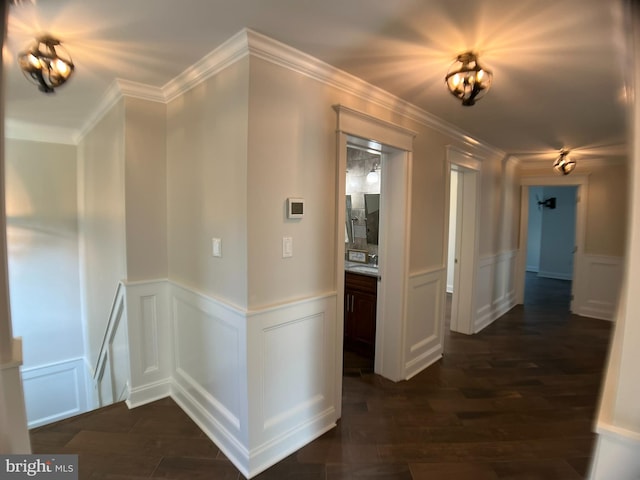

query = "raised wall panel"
[577,255,623,321]
[22,358,89,428]
[476,251,518,333]
[173,294,242,430]
[246,294,338,477]
[141,295,159,374]
[126,280,171,407]
[476,256,495,330]
[404,268,445,379]
[262,313,325,430]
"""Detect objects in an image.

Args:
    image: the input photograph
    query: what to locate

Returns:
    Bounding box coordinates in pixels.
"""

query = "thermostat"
[287,198,304,219]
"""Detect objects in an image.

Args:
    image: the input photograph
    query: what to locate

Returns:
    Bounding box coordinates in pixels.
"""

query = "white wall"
[538,186,577,280]
[446,170,458,291]
[526,186,543,272]
[78,100,127,371]
[124,97,168,281]
[167,57,249,308]
[590,6,640,477]
[5,139,89,426]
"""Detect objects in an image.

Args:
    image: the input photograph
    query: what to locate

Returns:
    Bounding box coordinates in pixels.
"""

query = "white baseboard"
[126,378,172,409]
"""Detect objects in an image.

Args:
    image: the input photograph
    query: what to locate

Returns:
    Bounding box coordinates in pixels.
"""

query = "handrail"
[93,281,125,380]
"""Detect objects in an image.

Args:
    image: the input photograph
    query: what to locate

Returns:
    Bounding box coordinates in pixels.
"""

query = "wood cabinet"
[344,271,377,359]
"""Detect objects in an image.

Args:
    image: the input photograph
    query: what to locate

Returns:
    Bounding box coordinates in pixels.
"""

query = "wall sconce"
[537,197,556,209]
[366,163,380,184]
[445,52,493,106]
[553,150,576,175]
[18,35,75,93]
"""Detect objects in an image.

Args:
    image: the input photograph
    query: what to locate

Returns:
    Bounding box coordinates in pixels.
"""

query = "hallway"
[30,276,612,479]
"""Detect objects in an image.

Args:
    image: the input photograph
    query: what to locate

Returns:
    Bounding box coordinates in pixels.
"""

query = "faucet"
[368,254,378,266]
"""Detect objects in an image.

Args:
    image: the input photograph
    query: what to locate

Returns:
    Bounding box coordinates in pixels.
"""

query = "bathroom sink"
[347,265,379,276]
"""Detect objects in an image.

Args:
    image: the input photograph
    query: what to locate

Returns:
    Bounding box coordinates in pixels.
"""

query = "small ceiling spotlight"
[553,150,576,175]
[18,35,75,94]
[445,51,493,106]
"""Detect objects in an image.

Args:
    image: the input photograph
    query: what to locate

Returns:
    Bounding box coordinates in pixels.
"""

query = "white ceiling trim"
[75,80,123,144]
[246,29,504,158]
[162,29,251,103]
[118,79,165,103]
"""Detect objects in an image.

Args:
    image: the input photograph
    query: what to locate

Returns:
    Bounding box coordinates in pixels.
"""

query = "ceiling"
[4,0,630,165]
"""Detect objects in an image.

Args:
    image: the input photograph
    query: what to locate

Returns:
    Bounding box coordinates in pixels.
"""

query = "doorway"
[334,105,414,398]
[446,147,481,335]
[344,142,382,373]
[524,185,578,310]
[516,175,588,312]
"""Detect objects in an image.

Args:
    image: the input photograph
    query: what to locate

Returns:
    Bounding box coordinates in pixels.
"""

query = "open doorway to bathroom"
[343,140,381,375]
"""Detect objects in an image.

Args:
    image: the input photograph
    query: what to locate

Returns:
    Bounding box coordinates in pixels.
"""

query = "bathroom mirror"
[364,193,379,245]
[345,195,353,244]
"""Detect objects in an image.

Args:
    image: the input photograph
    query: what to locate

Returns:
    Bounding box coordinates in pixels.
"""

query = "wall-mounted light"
[553,150,576,175]
[537,197,556,209]
[445,51,493,106]
[366,166,379,184]
[18,35,75,93]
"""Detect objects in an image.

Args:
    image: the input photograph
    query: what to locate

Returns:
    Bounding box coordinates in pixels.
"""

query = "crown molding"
[75,80,124,144]
[73,28,504,157]
[5,119,78,145]
[162,29,251,103]
[117,78,165,103]
[245,29,504,158]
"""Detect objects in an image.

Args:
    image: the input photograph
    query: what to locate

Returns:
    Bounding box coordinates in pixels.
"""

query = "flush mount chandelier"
[445,51,492,106]
[18,35,75,94]
[553,150,576,175]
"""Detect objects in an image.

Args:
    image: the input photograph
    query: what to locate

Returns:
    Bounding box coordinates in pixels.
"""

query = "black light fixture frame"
[445,51,493,106]
[553,150,576,175]
[538,197,557,209]
[18,35,75,94]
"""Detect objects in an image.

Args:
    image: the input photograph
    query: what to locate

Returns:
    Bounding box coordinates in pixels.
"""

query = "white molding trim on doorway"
[334,105,416,384]
[445,145,482,335]
[516,174,589,312]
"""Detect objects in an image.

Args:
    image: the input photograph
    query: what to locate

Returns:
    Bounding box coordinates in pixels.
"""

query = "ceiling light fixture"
[18,35,75,94]
[445,51,492,106]
[553,150,576,175]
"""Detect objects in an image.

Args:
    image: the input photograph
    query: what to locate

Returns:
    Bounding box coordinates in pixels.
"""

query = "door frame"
[445,146,482,335]
[334,106,415,394]
[516,174,589,311]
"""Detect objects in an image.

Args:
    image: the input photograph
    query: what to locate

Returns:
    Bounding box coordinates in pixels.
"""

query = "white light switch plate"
[282,236,293,258]
[212,237,222,257]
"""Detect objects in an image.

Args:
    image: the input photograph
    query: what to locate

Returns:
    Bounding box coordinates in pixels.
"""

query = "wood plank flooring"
[30,274,612,479]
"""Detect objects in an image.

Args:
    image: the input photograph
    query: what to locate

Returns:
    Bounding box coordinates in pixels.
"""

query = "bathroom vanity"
[344,266,378,360]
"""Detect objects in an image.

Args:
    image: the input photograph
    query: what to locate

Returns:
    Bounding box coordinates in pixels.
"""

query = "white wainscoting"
[167,282,339,478]
[125,280,172,408]
[475,251,518,333]
[245,294,338,477]
[170,282,249,472]
[22,357,90,428]
[574,255,623,321]
[589,423,640,479]
[404,267,446,379]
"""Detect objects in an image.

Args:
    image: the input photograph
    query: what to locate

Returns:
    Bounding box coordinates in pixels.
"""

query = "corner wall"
[78,99,127,371]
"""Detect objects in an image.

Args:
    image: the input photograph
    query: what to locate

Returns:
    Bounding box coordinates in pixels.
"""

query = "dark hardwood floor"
[30,273,612,479]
